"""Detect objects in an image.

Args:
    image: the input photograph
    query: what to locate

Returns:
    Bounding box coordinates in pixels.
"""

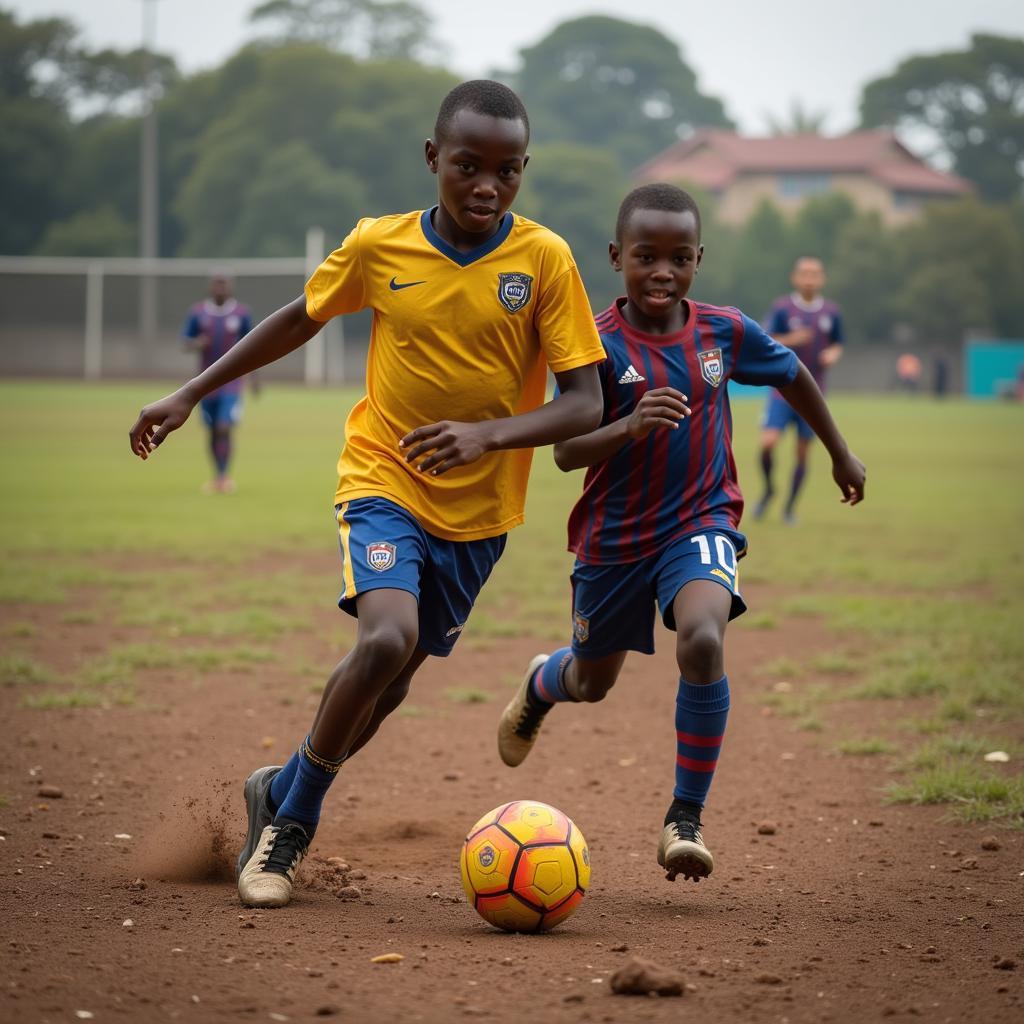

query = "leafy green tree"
[515,142,628,308]
[764,98,829,135]
[36,204,135,256]
[228,141,368,255]
[828,212,899,341]
[508,15,732,170]
[722,200,793,319]
[860,33,1024,201]
[249,0,438,61]
[895,198,1024,337]
[789,192,857,269]
[894,263,991,343]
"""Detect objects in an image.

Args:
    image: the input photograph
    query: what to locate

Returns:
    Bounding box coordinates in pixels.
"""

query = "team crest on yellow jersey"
[497,272,533,313]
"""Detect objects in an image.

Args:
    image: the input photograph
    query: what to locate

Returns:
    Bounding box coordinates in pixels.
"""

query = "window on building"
[777,174,831,199]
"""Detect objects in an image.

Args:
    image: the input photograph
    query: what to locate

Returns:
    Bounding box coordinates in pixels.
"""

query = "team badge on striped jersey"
[698,348,724,388]
[366,541,397,572]
[497,272,533,313]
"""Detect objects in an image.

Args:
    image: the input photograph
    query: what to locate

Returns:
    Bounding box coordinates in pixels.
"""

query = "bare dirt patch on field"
[2,579,1022,1024]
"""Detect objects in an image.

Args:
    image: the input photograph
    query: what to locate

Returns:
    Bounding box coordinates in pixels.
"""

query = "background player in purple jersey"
[182,271,253,493]
[497,185,865,884]
[755,257,844,523]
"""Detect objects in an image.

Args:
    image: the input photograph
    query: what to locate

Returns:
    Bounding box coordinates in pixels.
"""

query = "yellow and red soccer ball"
[459,800,590,933]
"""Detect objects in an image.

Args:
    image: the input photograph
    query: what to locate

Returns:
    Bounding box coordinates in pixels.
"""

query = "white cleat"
[237,822,310,908]
[497,654,550,767]
[657,818,714,882]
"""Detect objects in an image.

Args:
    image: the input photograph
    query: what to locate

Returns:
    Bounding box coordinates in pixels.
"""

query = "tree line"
[2,3,1022,343]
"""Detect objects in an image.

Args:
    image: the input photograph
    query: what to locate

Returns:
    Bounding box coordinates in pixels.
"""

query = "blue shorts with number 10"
[334,497,506,658]
[570,528,748,659]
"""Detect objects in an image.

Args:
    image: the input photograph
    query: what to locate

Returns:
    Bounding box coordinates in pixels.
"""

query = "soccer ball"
[459,799,590,933]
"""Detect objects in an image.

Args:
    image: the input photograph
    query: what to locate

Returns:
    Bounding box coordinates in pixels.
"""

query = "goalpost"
[0,227,346,384]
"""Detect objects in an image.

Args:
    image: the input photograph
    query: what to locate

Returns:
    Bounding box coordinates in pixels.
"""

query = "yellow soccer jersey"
[305,208,605,541]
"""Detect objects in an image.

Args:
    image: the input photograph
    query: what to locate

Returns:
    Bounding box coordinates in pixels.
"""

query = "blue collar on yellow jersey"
[419,207,514,267]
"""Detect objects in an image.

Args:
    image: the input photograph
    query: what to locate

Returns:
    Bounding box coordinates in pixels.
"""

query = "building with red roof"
[635,129,971,225]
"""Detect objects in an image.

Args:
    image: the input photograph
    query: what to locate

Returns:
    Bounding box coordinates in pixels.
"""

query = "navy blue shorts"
[200,392,242,428]
[763,391,812,441]
[334,497,506,657]
[570,528,748,659]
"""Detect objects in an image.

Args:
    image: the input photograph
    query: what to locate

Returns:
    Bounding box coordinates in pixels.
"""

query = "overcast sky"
[13,0,1024,132]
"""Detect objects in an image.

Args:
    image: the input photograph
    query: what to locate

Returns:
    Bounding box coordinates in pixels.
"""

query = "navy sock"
[528,647,576,705]
[786,463,807,512]
[268,749,301,813]
[273,736,343,834]
[759,449,774,495]
[674,676,730,807]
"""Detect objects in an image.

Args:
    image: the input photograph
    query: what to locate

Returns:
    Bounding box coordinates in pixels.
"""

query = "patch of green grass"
[741,612,777,630]
[760,656,803,680]
[61,610,100,625]
[22,690,107,709]
[811,652,860,675]
[778,596,824,618]
[837,738,896,756]
[796,715,823,732]
[904,735,1012,771]
[886,764,1024,825]
[762,684,832,719]
[0,794,8,807]
[5,622,37,638]
[83,641,275,688]
[0,655,52,686]
[445,688,492,704]
[397,704,430,718]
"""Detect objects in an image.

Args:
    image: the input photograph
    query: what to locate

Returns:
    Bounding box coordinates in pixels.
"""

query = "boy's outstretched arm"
[129,297,323,458]
[778,363,866,504]
[552,387,691,473]
[400,364,604,476]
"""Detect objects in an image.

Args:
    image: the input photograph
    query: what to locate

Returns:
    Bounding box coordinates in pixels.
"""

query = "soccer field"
[1,380,1022,1022]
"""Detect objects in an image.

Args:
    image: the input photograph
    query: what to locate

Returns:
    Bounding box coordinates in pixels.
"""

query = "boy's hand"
[129,391,195,460]
[400,420,495,476]
[832,450,866,505]
[819,345,842,368]
[785,326,814,347]
[626,388,691,440]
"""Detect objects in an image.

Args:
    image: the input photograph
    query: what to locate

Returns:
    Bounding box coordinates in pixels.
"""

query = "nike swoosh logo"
[389,277,426,291]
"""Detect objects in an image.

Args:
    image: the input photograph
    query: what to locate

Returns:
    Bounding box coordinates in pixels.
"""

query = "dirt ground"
[2,575,1022,1024]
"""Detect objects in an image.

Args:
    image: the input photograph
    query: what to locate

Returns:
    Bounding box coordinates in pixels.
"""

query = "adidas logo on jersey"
[618,365,646,384]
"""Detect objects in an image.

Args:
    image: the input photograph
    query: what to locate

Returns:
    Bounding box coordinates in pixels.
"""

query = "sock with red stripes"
[674,675,730,808]
[527,647,577,706]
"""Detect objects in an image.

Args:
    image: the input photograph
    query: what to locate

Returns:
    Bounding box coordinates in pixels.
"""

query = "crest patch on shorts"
[366,541,397,572]
[497,272,533,313]
[573,611,590,645]
[698,347,724,388]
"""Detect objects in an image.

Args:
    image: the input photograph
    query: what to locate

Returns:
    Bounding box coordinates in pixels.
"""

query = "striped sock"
[268,749,301,813]
[273,736,344,834]
[528,647,576,705]
[674,676,730,807]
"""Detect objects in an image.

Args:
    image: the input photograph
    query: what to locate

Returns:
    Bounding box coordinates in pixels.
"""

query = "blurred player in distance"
[182,271,253,494]
[755,257,844,523]
[497,185,865,884]
[128,80,604,910]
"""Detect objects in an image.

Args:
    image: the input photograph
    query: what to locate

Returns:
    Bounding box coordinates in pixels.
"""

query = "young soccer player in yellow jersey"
[128,81,605,909]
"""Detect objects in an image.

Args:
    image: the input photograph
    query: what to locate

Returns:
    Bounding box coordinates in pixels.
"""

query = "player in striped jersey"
[498,184,865,884]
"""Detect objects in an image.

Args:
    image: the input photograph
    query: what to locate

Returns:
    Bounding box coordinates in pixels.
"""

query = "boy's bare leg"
[238,589,419,907]
[343,647,430,759]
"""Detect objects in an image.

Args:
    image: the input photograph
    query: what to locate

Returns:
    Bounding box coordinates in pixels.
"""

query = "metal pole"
[85,262,104,380]
[138,0,160,364]
[304,226,326,385]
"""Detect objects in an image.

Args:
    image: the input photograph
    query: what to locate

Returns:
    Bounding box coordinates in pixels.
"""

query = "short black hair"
[434,80,530,146]
[616,183,702,243]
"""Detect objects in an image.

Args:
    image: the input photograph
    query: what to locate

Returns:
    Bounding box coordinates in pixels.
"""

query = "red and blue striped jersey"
[765,293,843,390]
[567,299,799,565]
[182,299,253,397]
